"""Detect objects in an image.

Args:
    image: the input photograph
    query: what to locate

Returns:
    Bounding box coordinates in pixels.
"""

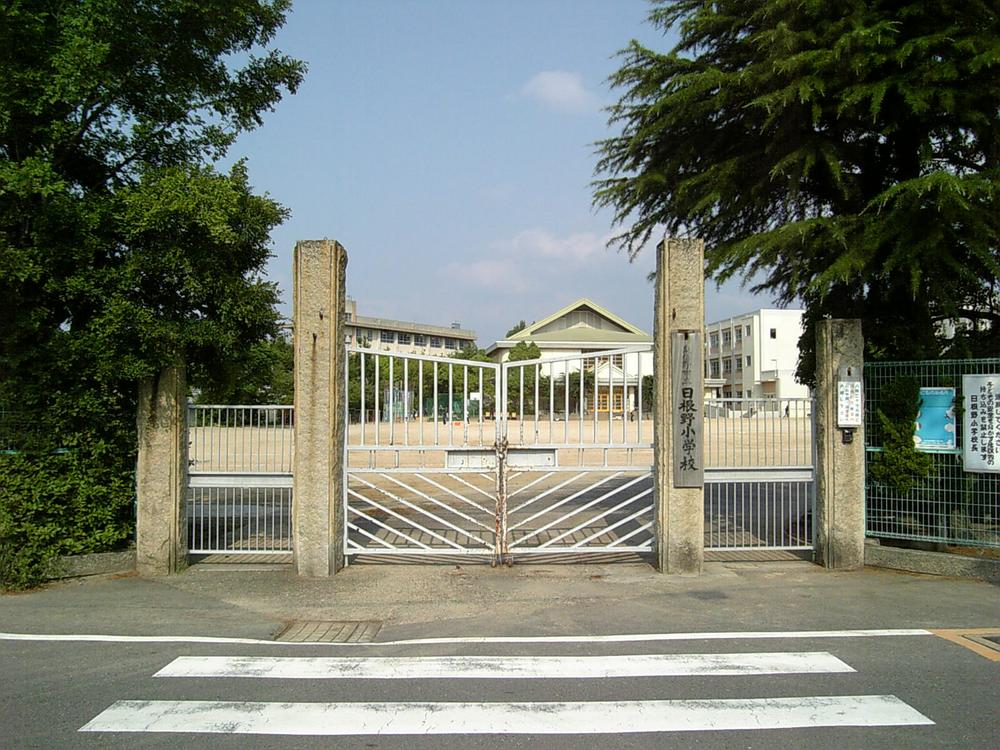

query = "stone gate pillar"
[293,239,348,576]
[814,319,866,569]
[135,364,188,576]
[653,238,705,574]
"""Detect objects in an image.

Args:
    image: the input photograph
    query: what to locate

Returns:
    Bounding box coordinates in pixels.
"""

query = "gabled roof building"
[485,298,652,361]
[486,298,653,415]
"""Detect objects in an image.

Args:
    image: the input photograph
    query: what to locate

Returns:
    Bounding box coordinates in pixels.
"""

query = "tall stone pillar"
[135,365,188,576]
[653,238,705,574]
[814,319,866,569]
[293,239,348,576]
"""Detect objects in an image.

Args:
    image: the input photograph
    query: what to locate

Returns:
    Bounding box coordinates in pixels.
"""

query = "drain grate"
[274,620,382,643]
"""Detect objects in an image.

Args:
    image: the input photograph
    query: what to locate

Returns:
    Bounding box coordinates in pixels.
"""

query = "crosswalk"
[79,645,934,738]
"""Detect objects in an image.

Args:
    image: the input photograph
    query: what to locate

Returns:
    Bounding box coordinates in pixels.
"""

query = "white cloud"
[443,228,611,292]
[521,71,601,114]
[442,258,535,293]
[501,228,608,263]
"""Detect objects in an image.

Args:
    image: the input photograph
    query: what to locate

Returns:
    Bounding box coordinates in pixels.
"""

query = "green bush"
[0,450,133,590]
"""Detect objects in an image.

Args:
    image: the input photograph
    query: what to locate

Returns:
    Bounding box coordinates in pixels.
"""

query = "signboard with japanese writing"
[914,387,956,450]
[963,374,1000,472]
[672,331,703,487]
[837,381,863,428]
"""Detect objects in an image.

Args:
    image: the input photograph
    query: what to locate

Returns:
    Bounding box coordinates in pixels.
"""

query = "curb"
[865,544,1000,583]
[50,550,136,580]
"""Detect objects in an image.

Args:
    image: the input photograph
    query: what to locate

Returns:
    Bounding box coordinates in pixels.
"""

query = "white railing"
[186,405,294,555]
[501,347,653,449]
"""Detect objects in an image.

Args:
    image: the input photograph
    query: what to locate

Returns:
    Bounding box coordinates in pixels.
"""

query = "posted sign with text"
[963,374,1000,472]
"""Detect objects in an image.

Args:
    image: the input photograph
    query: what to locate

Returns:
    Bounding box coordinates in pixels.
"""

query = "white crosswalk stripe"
[154,651,855,679]
[79,647,935,737]
[80,695,933,735]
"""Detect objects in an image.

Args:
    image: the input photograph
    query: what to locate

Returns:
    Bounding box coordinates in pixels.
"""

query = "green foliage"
[507,341,541,362]
[596,0,1000,379]
[0,1,304,585]
[453,345,491,362]
[869,376,933,492]
[0,450,133,590]
[194,334,294,405]
[505,320,528,337]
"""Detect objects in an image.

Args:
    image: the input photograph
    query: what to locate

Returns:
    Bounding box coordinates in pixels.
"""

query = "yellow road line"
[931,628,1000,662]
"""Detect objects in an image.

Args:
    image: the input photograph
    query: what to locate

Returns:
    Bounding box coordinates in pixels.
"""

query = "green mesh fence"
[865,358,1000,548]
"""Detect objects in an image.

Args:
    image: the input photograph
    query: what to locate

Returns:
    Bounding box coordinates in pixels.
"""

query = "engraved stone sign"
[672,330,703,488]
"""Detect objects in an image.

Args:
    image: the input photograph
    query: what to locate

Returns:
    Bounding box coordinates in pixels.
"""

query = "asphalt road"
[3,627,997,749]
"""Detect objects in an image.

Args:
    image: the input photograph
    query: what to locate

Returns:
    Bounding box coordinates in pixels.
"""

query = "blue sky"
[232,0,772,345]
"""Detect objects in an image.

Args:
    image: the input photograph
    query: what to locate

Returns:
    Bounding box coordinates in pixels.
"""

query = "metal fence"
[703,397,815,552]
[865,359,1000,549]
[187,405,293,556]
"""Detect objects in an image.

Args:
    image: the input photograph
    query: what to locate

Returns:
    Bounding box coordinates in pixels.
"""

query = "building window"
[710,360,720,378]
[445,338,456,349]
[397,332,411,345]
[414,334,426,346]
[745,355,751,366]
[723,359,732,374]
[769,328,777,339]
[721,330,731,347]
[734,327,742,342]
[746,390,752,398]
[611,353,624,368]
[710,333,719,348]
[736,358,743,372]
[380,330,394,343]
[430,336,442,347]
[745,324,751,336]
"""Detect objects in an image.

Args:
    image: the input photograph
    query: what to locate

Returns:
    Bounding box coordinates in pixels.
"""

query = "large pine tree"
[595,0,1000,377]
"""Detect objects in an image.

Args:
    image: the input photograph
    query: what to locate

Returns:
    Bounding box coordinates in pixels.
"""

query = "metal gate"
[703,398,816,554]
[344,346,655,562]
[187,405,294,556]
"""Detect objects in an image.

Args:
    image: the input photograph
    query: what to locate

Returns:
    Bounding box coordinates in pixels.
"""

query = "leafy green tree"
[505,320,528,337]
[595,0,1000,379]
[507,341,541,362]
[193,334,294,405]
[0,0,304,587]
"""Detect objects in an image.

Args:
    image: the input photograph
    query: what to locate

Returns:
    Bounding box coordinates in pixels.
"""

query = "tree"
[595,1,1000,379]
[193,333,294,405]
[0,1,304,586]
[505,320,528,337]
[507,341,541,362]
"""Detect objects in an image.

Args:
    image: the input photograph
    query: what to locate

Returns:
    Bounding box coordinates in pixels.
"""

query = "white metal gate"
[703,398,816,553]
[186,405,294,555]
[344,346,655,563]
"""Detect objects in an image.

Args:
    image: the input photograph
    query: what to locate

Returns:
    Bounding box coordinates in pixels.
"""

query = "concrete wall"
[293,239,348,577]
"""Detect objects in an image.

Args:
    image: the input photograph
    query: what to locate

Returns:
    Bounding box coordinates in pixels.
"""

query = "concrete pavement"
[2,560,998,643]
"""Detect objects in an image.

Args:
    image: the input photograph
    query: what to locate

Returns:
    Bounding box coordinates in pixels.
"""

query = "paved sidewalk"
[1,561,998,642]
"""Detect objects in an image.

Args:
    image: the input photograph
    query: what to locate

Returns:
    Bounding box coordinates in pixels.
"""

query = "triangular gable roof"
[509,298,648,340]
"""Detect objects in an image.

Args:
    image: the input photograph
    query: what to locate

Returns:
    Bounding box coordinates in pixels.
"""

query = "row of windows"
[708,355,752,378]
[708,324,778,348]
[364,328,463,349]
